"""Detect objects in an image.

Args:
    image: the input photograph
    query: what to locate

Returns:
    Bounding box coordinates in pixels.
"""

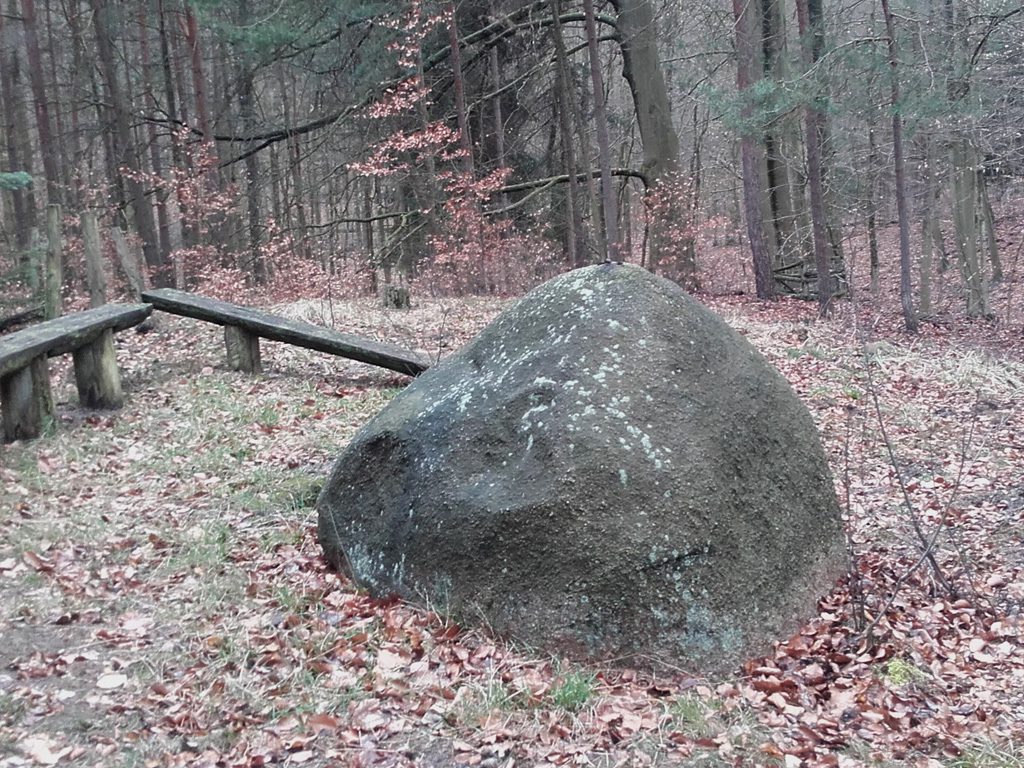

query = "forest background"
[2,2,1024,766]
[0,0,1020,322]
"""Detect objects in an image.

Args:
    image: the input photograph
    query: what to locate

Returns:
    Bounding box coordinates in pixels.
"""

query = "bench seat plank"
[142,289,429,376]
[0,303,153,380]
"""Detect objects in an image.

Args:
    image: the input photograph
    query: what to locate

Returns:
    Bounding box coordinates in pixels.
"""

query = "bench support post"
[72,329,123,408]
[224,326,261,373]
[1,357,54,442]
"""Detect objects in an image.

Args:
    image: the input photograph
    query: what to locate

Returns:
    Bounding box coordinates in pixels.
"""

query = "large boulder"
[317,263,845,674]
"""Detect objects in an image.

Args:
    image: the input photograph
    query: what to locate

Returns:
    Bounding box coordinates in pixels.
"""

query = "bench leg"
[72,329,124,409]
[225,326,261,373]
[1,357,54,442]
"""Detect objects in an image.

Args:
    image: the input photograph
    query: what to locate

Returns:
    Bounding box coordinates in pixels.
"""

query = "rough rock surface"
[317,263,845,674]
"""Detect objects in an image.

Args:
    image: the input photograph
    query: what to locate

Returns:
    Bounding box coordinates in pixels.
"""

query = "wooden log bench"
[0,303,153,442]
[141,289,430,377]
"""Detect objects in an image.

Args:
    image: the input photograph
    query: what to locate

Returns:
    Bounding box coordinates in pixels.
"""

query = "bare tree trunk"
[760,0,802,280]
[611,0,694,282]
[447,2,488,291]
[554,83,580,267]
[0,7,32,252]
[488,36,509,214]
[157,0,194,253]
[919,136,942,316]
[920,209,933,316]
[43,204,61,318]
[549,0,584,267]
[447,3,473,174]
[110,224,145,300]
[734,0,775,299]
[881,0,917,332]
[19,0,61,207]
[65,0,88,202]
[978,172,1002,282]
[363,185,377,292]
[867,127,880,295]
[138,5,173,264]
[414,43,438,231]
[951,141,988,317]
[550,0,601,261]
[796,0,833,315]
[583,0,619,261]
[184,2,211,142]
[42,0,69,197]
[91,0,167,285]
[82,210,107,308]
[942,0,987,317]
[610,0,680,186]
[278,67,310,260]
[681,105,708,279]
[236,0,265,284]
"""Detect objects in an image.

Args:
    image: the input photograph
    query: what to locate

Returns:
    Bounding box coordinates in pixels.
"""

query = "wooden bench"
[0,303,153,442]
[141,289,430,377]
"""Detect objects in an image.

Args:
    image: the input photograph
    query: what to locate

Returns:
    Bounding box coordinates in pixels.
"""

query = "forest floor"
[1,267,1023,768]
